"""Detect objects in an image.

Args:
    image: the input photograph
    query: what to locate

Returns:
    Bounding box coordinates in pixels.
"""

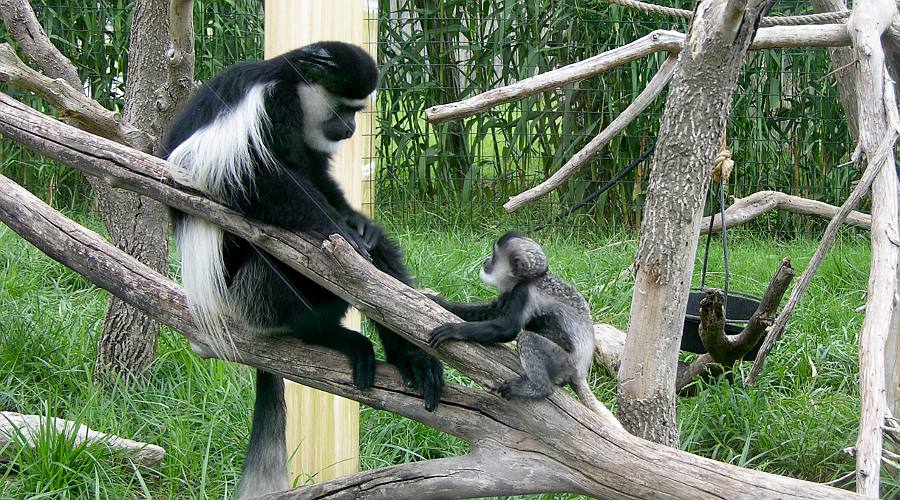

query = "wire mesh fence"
[375,0,857,236]
[0,0,858,237]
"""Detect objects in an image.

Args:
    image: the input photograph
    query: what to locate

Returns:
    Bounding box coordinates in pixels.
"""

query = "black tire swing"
[680,140,765,359]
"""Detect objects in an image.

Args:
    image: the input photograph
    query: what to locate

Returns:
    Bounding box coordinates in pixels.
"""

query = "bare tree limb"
[502,55,677,213]
[699,190,872,234]
[747,132,899,385]
[846,0,900,494]
[0,0,80,88]
[425,25,849,124]
[0,93,866,500]
[261,443,578,500]
[0,43,153,149]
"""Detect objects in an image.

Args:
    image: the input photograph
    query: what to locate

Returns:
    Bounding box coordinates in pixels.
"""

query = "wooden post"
[264,0,377,486]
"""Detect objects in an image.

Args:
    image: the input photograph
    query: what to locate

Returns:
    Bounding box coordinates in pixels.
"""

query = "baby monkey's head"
[480,232,548,293]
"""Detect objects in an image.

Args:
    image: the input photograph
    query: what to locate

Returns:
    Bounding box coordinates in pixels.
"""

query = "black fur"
[161,41,443,498]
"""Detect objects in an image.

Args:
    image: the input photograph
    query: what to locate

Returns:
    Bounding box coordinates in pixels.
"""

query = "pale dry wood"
[593,323,626,376]
[0,100,865,500]
[617,0,771,446]
[747,131,899,385]
[0,412,165,467]
[0,44,152,149]
[503,55,677,213]
[847,0,900,494]
[676,259,795,393]
[425,25,849,124]
[699,190,871,234]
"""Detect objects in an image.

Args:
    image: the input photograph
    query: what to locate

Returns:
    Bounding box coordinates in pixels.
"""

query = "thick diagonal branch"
[0,95,865,499]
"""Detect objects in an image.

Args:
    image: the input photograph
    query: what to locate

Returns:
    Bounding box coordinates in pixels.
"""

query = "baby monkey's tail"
[571,379,623,430]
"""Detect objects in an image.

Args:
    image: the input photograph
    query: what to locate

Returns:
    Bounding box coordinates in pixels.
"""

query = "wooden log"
[0,412,165,467]
[846,0,900,494]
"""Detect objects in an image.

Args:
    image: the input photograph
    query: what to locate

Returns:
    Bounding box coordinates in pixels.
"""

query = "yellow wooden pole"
[264,0,377,486]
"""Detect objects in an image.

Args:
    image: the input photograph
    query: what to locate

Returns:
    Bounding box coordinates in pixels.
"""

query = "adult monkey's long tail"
[235,370,288,499]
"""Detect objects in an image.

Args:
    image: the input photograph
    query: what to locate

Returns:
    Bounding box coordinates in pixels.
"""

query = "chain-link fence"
[1,0,857,237]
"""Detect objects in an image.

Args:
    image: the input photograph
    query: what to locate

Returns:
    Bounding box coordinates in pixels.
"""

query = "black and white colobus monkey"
[427,232,619,425]
[159,42,444,498]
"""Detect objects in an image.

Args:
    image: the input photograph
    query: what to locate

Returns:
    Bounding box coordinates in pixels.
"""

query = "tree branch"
[747,130,900,385]
[425,25,849,124]
[0,0,80,88]
[846,0,900,494]
[262,443,577,499]
[0,43,153,149]
[699,190,872,234]
[502,55,677,213]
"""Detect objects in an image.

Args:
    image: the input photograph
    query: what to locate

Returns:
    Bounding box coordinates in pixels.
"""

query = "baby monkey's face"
[479,240,517,293]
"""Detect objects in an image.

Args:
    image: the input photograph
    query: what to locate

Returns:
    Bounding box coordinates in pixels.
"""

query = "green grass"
[1,218,895,498]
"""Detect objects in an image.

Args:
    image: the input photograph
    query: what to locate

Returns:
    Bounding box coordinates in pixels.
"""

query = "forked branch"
[426,25,849,124]
[503,55,677,212]
[699,190,871,234]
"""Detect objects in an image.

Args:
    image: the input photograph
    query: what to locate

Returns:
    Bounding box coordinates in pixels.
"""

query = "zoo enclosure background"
[0,0,856,236]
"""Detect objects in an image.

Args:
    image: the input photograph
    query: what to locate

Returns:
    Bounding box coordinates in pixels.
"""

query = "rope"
[604,0,850,27]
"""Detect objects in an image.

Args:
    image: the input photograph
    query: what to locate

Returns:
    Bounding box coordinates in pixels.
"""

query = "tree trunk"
[616,0,770,445]
[93,0,192,383]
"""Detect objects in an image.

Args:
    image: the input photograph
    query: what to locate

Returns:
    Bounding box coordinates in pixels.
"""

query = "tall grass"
[376,0,854,234]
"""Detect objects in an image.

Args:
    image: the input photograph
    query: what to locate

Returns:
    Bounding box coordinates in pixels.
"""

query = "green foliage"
[376,0,854,235]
